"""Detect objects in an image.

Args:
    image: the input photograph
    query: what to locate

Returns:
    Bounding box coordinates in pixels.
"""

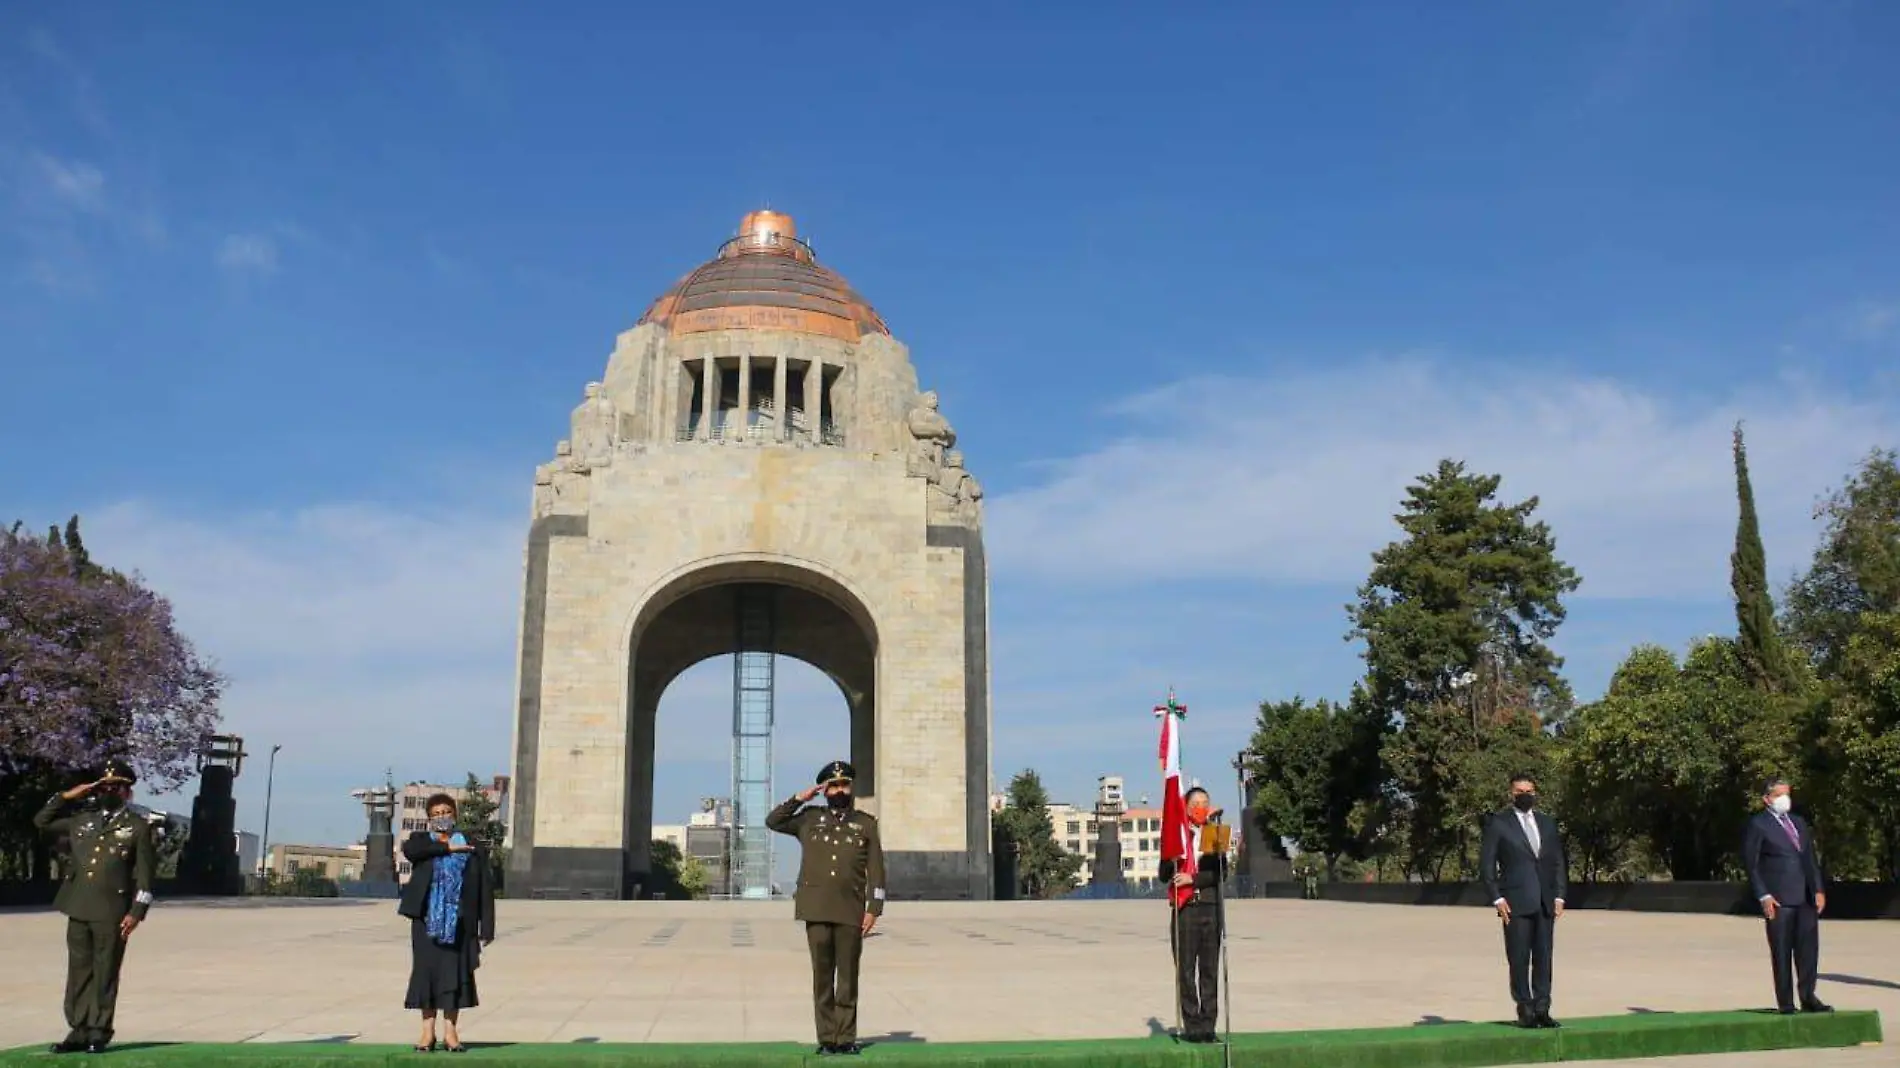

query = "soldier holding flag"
[1155,691,1228,1044]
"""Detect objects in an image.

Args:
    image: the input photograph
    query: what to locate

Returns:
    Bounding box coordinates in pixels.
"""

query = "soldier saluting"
[766,760,887,1057]
[33,759,157,1055]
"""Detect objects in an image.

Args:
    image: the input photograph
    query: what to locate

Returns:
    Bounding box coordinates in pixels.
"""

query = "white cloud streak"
[986,360,1896,599]
[216,232,279,275]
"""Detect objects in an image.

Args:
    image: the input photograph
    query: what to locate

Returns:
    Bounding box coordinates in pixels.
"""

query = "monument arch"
[507,210,993,901]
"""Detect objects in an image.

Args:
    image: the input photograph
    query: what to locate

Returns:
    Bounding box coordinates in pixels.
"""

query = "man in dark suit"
[766,760,887,1057]
[1478,772,1567,1029]
[33,760,157,1055]
[1741,777,1831,1015]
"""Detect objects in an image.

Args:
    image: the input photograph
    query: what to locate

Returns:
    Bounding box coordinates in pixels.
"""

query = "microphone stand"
[1213,819,1232,1068]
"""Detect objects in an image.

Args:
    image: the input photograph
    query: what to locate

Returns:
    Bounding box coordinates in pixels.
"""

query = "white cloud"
[1851,301,1897,343]
[30,152,104,211]
[216,232,279,275]
[79,498,852,845]
[986,359,1897,599]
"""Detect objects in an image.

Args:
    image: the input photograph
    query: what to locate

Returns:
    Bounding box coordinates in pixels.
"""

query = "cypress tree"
[1731,423,1794,691]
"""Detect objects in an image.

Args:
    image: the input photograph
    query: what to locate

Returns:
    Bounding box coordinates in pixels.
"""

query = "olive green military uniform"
[33,789,156,1048]
[765,766,886,1053]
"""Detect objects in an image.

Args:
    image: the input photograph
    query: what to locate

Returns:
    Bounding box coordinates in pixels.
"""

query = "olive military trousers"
[64,918,129,1042]
[805,921,864,1046]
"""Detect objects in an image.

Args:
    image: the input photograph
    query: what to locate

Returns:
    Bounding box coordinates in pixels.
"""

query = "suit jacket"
[1479,807,1567,916]
[397,833,498,945]
[34,794,156,924]
[766,797,886,925]
[1742,810,1824,907]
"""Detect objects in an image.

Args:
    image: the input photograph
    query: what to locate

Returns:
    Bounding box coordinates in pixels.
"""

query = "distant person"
[1478,772,1567,1029]
[33,760,156,1055]
[1158,786,1227,1043]
[398,793,497,1053]
[766,760,887,1057]
[1742,778,1831,1015]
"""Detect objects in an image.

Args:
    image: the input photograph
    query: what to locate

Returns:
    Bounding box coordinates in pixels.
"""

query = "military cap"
[816,760,855,786]
[98,759,137,786]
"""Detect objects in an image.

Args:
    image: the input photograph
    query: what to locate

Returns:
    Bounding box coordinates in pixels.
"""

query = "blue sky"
[3,3,1897,853]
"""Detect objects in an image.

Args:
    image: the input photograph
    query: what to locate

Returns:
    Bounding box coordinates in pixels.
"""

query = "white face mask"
[1769,795,1792,815]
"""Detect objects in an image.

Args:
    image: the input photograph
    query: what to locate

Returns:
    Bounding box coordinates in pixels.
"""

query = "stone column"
[697,357,715,441]
[735,354,752,442]
[805,357,823,443]
[773,354,789,442]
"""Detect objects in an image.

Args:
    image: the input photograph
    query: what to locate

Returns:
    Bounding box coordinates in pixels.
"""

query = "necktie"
[1522,812,1541,856]
[1777,814,1800,848]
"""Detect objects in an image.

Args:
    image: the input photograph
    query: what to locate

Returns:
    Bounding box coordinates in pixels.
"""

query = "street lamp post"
[259,744,282,876]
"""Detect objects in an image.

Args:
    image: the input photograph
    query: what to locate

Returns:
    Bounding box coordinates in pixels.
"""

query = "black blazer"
[1479,808,1567,915]
[1742,810,1824,907]
[397,833,497,944]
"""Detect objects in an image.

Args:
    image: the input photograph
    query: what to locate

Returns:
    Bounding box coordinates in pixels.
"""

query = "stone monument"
[353,779,397,886]
[507,210,993,901]
[1090,775,1126,891]
[176,734,245,895]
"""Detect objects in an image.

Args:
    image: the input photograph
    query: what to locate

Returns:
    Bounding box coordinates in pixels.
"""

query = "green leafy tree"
[1785,449,1900,876]
[677,853,710,899]
[1245,690,1385,879]
[1348,461,1579,877]
[1813,613,1900,877]
[1349,459,1583,718]
[1731,425,1799,692]
[454,773,509,892]
[648,838,695,899]
[1561,640,1798,880]
[1787,449,1900,672]
[992,769,1081,899]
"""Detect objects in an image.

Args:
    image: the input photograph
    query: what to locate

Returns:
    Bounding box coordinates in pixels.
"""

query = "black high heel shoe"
[413,1039,438,1053]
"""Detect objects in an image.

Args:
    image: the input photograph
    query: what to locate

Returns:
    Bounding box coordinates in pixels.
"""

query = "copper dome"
[637,211,889,342]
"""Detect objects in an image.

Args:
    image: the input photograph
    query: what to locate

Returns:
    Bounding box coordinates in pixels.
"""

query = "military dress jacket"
[34,795,157,924]
[765,797,887,925]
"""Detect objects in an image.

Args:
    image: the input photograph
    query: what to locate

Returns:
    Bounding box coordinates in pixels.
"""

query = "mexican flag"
[1156,689,1195,907]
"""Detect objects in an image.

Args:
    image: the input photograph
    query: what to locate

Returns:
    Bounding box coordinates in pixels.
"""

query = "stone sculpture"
[905,390,956,479]
[571,382,618,469]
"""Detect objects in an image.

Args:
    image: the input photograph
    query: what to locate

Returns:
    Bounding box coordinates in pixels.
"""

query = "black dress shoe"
[48,1040,85,1055]
[1776,1006,1798,1015]
[1536,1013,1560,1029]
[815,1045,836,1056]
[835,1043,863,1055]
[1802,1000,1834,1013]
[84,1042,108,1054]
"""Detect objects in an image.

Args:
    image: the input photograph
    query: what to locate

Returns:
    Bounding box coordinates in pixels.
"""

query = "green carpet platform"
[0,1010,1880,1068]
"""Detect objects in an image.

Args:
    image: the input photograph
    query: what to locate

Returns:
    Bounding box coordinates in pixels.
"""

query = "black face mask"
[1512,792,1537,812]
[827,792,854,810]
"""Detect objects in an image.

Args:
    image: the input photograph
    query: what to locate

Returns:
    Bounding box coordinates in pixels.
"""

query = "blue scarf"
[426,833,469,945]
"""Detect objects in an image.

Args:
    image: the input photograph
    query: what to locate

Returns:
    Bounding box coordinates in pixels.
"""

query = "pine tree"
[1730,424,1795,692]
[62,516,94,577]
[992,769,1082,898]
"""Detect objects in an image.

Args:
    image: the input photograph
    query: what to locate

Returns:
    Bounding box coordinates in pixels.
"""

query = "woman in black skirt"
[398,793,496,1053]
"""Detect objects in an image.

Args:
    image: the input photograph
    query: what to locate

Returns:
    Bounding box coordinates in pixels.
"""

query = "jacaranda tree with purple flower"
[1,518,224,880]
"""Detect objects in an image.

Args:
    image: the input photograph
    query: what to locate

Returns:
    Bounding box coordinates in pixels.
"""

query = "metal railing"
[674,412,845,447]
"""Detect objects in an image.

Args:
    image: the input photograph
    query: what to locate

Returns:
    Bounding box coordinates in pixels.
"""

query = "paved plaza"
[0,899,1890,1066]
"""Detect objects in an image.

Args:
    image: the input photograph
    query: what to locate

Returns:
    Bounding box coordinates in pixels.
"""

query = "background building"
[265,843,366,881]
